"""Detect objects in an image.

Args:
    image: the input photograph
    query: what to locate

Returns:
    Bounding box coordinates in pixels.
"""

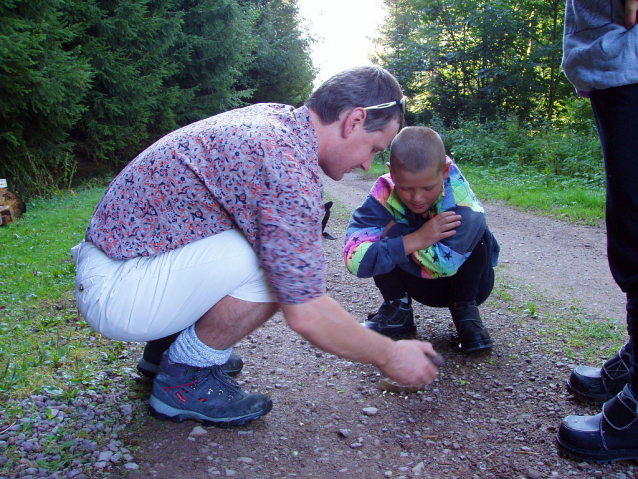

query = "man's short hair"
[305,66,404,132]
[389,126,446,174]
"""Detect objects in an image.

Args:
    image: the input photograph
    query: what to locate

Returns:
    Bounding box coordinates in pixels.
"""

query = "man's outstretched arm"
[281,294,440,386]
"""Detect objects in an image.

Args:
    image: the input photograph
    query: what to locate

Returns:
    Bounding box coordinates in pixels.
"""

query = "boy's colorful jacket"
[344,161,499,279]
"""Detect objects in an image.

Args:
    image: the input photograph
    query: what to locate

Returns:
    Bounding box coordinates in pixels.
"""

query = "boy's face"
[390,162,450,215]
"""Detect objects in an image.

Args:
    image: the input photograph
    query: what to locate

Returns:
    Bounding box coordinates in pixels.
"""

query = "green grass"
[368,157,605,226]
[0,186,134,400]
[535,303,624,364]
[461,163,605,226]
[0,188,104,307]
[492,276,625,365]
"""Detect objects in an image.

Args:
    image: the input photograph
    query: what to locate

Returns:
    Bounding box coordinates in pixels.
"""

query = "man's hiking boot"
[567,344,631,404]
[556,384,638,463]
[363,299,417,339]
[149,352,272,428]
[137,333,243,379]
[449,301,493,354]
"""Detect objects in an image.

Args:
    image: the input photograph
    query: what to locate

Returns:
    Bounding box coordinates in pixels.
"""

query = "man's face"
[320,118,401,181]
[390,165,449,215]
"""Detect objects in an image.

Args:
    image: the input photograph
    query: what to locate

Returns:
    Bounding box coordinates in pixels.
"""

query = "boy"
[344,126,499,354]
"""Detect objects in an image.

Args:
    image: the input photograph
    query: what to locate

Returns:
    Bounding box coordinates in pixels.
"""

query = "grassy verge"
[0,186,135,402]
[492,275,625,365]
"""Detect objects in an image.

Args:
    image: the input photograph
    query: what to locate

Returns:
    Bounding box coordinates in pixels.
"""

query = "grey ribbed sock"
[168,324,231,367]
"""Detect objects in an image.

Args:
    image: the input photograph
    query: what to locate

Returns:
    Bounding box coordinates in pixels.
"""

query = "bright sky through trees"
[296,0,387,86]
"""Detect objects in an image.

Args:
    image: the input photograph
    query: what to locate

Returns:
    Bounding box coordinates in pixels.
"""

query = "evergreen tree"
[171,0,256,124]
[0,0,90,194]
[68,0,185,165]
[240,0,316,107]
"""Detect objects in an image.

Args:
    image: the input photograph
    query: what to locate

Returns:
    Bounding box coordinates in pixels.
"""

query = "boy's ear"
[442,157,452,179]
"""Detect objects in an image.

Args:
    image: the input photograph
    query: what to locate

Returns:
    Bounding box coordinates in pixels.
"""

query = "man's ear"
[342,108,367,138]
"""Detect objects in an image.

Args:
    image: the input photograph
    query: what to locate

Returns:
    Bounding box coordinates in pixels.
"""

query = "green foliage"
[377,0,572,124]
[68,0,186,164]
[240,0,316,107]
[0,0,316,196]
[370,115,606,224]
[437,115,605,224]
[434,115,604,186]
[172,0,256,125]
[0,0,91,195]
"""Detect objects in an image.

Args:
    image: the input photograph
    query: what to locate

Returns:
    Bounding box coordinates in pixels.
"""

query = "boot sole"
[459,344,493,355]
[148,395,273,428]
[386,331,418,340]
[363,324,417,340]
[458,338,493,355]
[566,380,617,404]
[556,435,638,463]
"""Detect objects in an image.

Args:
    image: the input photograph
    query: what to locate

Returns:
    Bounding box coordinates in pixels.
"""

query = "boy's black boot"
[137,333,244,379]
[363,299,417,339]
[556,384,638,463]
[567,344,631,404]
[449,301,493,354]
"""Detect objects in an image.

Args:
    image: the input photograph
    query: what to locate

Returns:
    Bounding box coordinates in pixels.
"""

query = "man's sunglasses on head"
[364,96,406,114]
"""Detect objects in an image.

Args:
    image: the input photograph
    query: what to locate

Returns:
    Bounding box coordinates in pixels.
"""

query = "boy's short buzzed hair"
[389,126,446,174]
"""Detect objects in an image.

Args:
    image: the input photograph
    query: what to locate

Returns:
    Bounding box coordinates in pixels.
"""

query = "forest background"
[1,0,603,200]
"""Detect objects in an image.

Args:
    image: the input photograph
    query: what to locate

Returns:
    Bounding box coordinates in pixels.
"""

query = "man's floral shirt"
[86,104,326,304]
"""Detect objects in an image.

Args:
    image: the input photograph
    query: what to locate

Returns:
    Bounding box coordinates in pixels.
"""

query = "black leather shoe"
[363,299,417,339]
[556,384,638,463]
[137,334,244,378]
[449,301,493,354]
[567,345,631,404]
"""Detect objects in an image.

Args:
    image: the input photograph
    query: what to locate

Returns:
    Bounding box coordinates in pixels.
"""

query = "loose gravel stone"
[0,388,136,477]
[190,426,208,436]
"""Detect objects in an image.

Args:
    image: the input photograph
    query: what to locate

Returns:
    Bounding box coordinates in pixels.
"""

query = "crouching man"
[72,66,440,427]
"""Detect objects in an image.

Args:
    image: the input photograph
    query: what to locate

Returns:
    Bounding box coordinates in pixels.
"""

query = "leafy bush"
[435,116,604,188]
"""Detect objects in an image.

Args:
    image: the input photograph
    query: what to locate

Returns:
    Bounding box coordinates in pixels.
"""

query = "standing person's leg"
[406,233,494,354]
[557,83,638,461]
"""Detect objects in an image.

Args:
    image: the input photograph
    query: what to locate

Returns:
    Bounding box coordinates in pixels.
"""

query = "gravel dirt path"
[115,171,634,479]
